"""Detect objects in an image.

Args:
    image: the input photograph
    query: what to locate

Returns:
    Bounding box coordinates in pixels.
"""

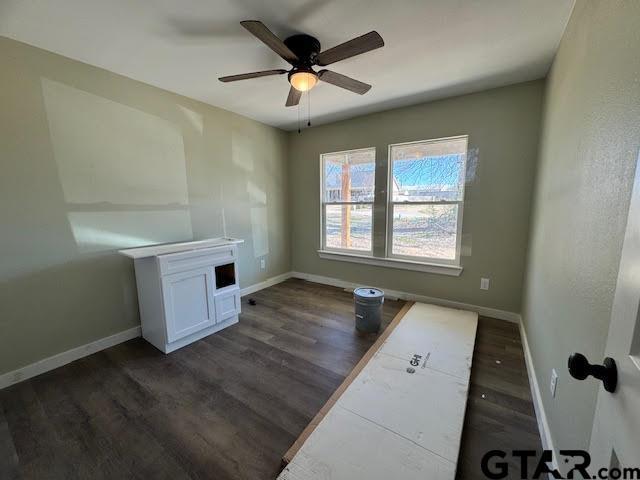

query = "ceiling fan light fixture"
[289,70,318,92]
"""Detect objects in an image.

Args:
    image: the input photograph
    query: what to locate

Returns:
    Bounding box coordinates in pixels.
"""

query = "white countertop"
[118,237,244,259]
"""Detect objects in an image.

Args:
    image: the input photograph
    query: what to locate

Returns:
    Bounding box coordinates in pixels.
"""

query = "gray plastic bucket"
[354,287,384,333]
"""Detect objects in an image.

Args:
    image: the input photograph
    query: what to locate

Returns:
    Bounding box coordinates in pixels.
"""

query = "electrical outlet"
[480,277,490,290]
[550,369,558,398]
[260,258,266,270]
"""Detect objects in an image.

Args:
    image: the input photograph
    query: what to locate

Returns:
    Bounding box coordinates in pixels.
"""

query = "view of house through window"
[388,136,467,263]
[321,148,375,252]
[320,137,467,265]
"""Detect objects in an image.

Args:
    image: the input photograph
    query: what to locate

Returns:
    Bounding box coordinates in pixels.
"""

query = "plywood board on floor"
[281,301,415,466]
[379,303,478,380]
[338,351,469,463]
[279,406,456,480]
[278,302,478,480]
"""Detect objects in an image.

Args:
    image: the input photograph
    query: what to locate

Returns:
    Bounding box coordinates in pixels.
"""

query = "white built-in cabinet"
[120,238,243,353]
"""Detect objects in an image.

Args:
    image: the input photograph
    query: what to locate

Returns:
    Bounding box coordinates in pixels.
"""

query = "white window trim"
[320,147,375,255]
[317,249,463,276]
[385,135,468,267]
[317,137,468,276]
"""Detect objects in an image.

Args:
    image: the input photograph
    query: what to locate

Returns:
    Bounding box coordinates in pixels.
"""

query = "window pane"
[391,138,466,202]
[323,149,375,202]
[325,204,372,251]
[391,204,458,260]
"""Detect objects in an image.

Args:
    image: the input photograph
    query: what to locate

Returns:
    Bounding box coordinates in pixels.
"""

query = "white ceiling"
[0,0,574,130]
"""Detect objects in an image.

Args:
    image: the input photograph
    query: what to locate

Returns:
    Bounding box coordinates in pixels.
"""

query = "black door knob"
[568,353,617,393]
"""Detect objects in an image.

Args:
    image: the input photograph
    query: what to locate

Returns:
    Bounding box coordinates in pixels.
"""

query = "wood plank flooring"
[0,279,541,479]
[458,316,543,479]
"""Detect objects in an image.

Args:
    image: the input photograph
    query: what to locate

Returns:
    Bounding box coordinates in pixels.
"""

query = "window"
[318,136,467,274]
[387,136,467,265]
[321,148,375,253]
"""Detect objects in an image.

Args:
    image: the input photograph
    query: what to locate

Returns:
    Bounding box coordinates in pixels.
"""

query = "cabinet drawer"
[215,289,241,322]
[158,245,236,275]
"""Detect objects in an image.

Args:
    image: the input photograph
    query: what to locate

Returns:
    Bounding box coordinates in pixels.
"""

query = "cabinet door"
[162,267,215,342]
[214,290,241,322]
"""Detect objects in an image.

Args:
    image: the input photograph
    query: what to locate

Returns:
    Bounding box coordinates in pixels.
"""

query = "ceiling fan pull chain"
[307,90,311,127]
[297,100,301,134]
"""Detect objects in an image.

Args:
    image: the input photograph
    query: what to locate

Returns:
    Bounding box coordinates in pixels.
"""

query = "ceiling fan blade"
[219,69,288,82]
[318,70,371,94]
[316,31,384,66]
[286,86,302,107]
[240,20,299,64]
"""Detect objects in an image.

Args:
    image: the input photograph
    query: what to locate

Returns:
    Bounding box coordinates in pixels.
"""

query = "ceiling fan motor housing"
[284,34,321,66]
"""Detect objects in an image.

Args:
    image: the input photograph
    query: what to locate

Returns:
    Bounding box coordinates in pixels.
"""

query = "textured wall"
[288,81,544,314]
[522,0,640,450]
[0,37,290,375]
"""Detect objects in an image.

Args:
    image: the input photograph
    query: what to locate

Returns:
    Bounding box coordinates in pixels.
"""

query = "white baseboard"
[290,271,520,322]
[0,273,295,391]
[519,319,558,469]
[0,326,141,390]
[0,270,522,394]
[240,271,293,297]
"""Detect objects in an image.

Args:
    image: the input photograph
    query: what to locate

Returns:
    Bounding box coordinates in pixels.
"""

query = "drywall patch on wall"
[251,206,269,258]
[41,77,194,252]
[67,211,192,253]
[177,104,204,135]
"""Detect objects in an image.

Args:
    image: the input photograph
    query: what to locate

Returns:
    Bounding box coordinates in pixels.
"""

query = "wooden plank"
[281,301,415,466]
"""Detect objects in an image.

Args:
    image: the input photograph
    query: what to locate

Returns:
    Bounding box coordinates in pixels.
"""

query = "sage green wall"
[0,37,290,375]
[522,1,640,451]
[288,80,544,314]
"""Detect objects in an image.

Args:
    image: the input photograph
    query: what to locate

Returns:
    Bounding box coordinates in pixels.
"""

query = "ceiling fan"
[219,21,384,107]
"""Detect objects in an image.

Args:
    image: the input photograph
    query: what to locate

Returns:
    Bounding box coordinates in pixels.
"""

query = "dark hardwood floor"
[457,317,543,479]
[0,279,541,479]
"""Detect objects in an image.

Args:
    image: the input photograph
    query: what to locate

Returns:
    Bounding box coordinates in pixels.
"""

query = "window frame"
[385,135,468,267]
[319,147,376,255]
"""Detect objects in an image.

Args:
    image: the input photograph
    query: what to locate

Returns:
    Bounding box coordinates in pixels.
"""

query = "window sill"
[317,250,463,276]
